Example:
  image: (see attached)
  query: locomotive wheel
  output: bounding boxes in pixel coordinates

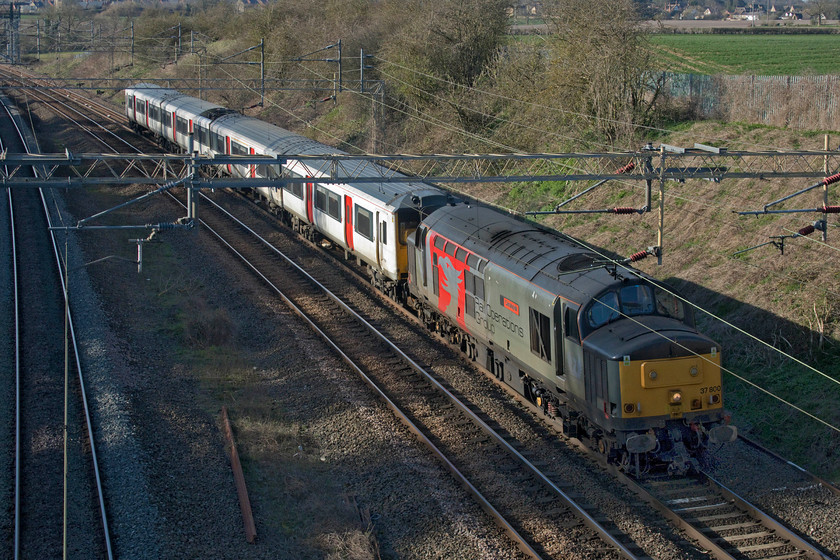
[597,437,609,456]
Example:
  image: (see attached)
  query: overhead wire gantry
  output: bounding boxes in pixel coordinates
[1,142,838,264]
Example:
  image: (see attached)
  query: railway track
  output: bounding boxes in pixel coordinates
[0,95,112,559]
[1,65,837,559]
[621,470,834,560]
[200,188,840,560]
[170,187,648,559]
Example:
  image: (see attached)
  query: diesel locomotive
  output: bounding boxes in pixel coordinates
[125,84,736,475]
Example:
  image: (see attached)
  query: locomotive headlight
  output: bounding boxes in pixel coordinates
[669,390,682,404]
[649,371,657,380]
[689,366,699,377]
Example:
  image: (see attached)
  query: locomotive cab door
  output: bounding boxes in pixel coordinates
[562,303,584,398]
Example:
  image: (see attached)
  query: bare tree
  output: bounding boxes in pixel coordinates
[379,0,512,110]
[542,0,663,144]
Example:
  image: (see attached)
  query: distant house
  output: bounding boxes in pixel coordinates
[236,0,263,12]
[781,6,802,19]
[22,0,44,13]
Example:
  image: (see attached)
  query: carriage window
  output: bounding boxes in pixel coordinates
[529,308,551,363]
[355,206,373,240]
[137,101,145,116]
[315,185,341,221]
[230,140,248,156]
[433,236,446,250]
[149,105,160,123]
[176,115,189,135]
[284,174,303,199]
[210,131,225,152]
[163,111,172,128]
[194,125,207,145]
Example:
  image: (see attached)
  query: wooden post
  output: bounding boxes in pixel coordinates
[657,146,666,265]
[221,407,256,543]
[824,134,830,242]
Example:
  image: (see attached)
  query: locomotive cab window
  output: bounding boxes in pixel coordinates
[529,308,552,363]
[655,287,688,322]
[585,283,692,332]
[587,291,620,329]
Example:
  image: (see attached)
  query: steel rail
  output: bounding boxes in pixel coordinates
[1,95,115,560]
[3,132,22,560]
[166,189,642,560]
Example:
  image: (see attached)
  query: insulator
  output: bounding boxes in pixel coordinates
[821,205,840,214]
[616,161,635,174]
[612,207,638,214]
[822,172,840,186]
[798,224,815,236]
[628,250,648,262]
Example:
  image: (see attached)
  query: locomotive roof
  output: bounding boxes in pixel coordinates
[423,204,631,302]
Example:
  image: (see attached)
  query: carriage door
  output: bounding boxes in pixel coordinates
[344,196,354,251]
[305,179,314,223]
[374,212,382,267]
[226,136,232,174]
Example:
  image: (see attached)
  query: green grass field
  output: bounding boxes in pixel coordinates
[648,34,840,75]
